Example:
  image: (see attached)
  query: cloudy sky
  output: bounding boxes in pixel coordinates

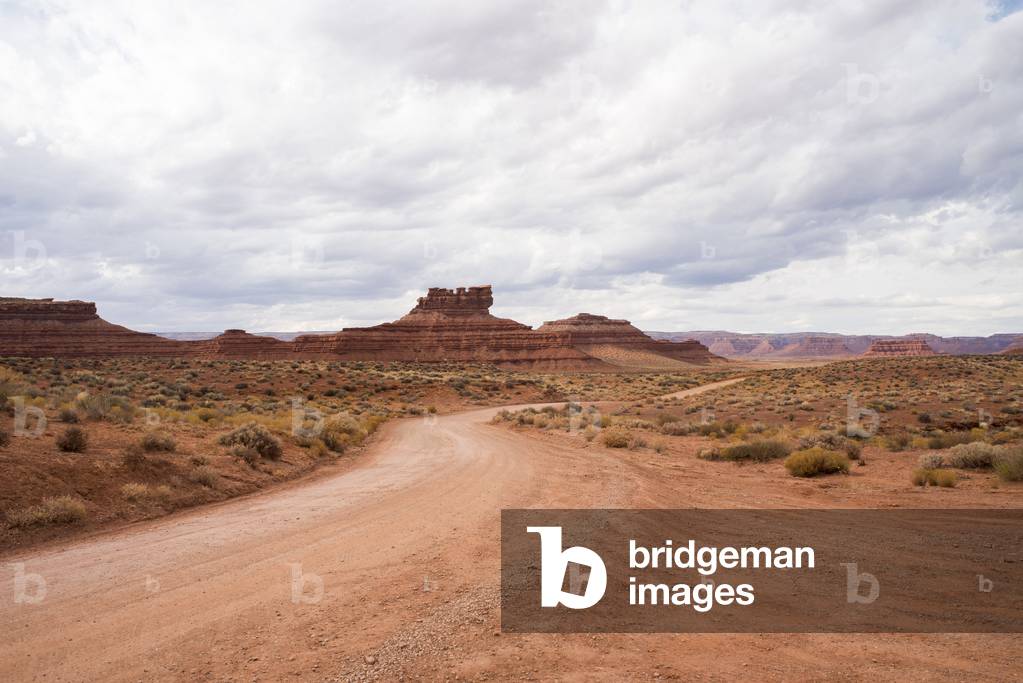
[1,0,1021,336]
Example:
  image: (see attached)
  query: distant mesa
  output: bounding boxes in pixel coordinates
[1001,338,1023,356]
[774,336,852,358]
[0,287,723,370]
[861,338,937,357]
[652,330,1021,358]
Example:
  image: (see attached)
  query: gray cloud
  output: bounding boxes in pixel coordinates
[0,0,1021,335]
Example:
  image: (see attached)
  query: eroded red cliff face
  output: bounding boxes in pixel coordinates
[536,313,720,365]
[293,287,601,368]
[0,298,191,357]
[195,329,293,360]
[0,289,724,369]
[862,338,937,357]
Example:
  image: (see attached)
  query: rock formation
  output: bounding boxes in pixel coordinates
[535,313,719,365]
[1000,339,1023,356]
[196,329,293,360]
[0,297,190,357]
[861,338,937,357]
[0,288,723,369]
[652,330,1020,357]
[293,286,600,368]
[774,336,853,358]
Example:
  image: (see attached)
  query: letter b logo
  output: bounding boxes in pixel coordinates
[527,526,607,609]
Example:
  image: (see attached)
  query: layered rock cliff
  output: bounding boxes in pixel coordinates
[293,287,600,368]
[535,313,719,365]
[1,289,721,369]
[0,297,190,357]
[861,338,937,357]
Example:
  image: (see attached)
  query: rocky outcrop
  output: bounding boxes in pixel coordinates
[0,297,190,357]
[196,329,292,360]
[862,338,937,357]
[535,313,720,365]
[294,287,600,368]
[0,289,724,369]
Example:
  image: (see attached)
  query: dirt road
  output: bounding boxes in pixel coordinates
[2,378,1018,681]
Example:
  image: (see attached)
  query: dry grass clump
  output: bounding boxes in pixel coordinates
[189,466,220,488]
[320,413,367,453]
[994,447,1023,482]
[140,431,176,453]
[121,483,174,503]
[912,468,958,488]
[8,496,88,528]
[601,429,631,448]
[784,448,850,477]
[700,440,791,463]
[218,422,282,460]
[56,426,88,453]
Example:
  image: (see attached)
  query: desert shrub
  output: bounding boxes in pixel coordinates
[8,496,88,527]
[56,426,88,453]
[140,431,176,453]
[918,453,946,470]
[0,428,8,449]
[218,422,282,460]
[945,442,997,469]
[582,425,599,442]
[321,413,368,453]
[884,433,912,452]
[309,439,330,459]
[121,444,147,469]
[660,421,694,436]
[75,393,136,423]
[231,445,261,467]
[927,431,978,450]
[798,433,861,460]
[189,465,219,488]
[912,468,958,488]
[993,448,1023,482]
[59,408,80,423]
[701,440,791,463]
[121,482,152,501]
[602,429,630,448]
[784,448,850,477]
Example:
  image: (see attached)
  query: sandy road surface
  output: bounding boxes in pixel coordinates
[2,376,1019,682]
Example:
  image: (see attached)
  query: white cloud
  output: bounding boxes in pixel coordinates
[0,0,1021,335]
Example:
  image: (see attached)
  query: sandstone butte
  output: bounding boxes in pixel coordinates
[0,289,722,369]
[861,337,938,357]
